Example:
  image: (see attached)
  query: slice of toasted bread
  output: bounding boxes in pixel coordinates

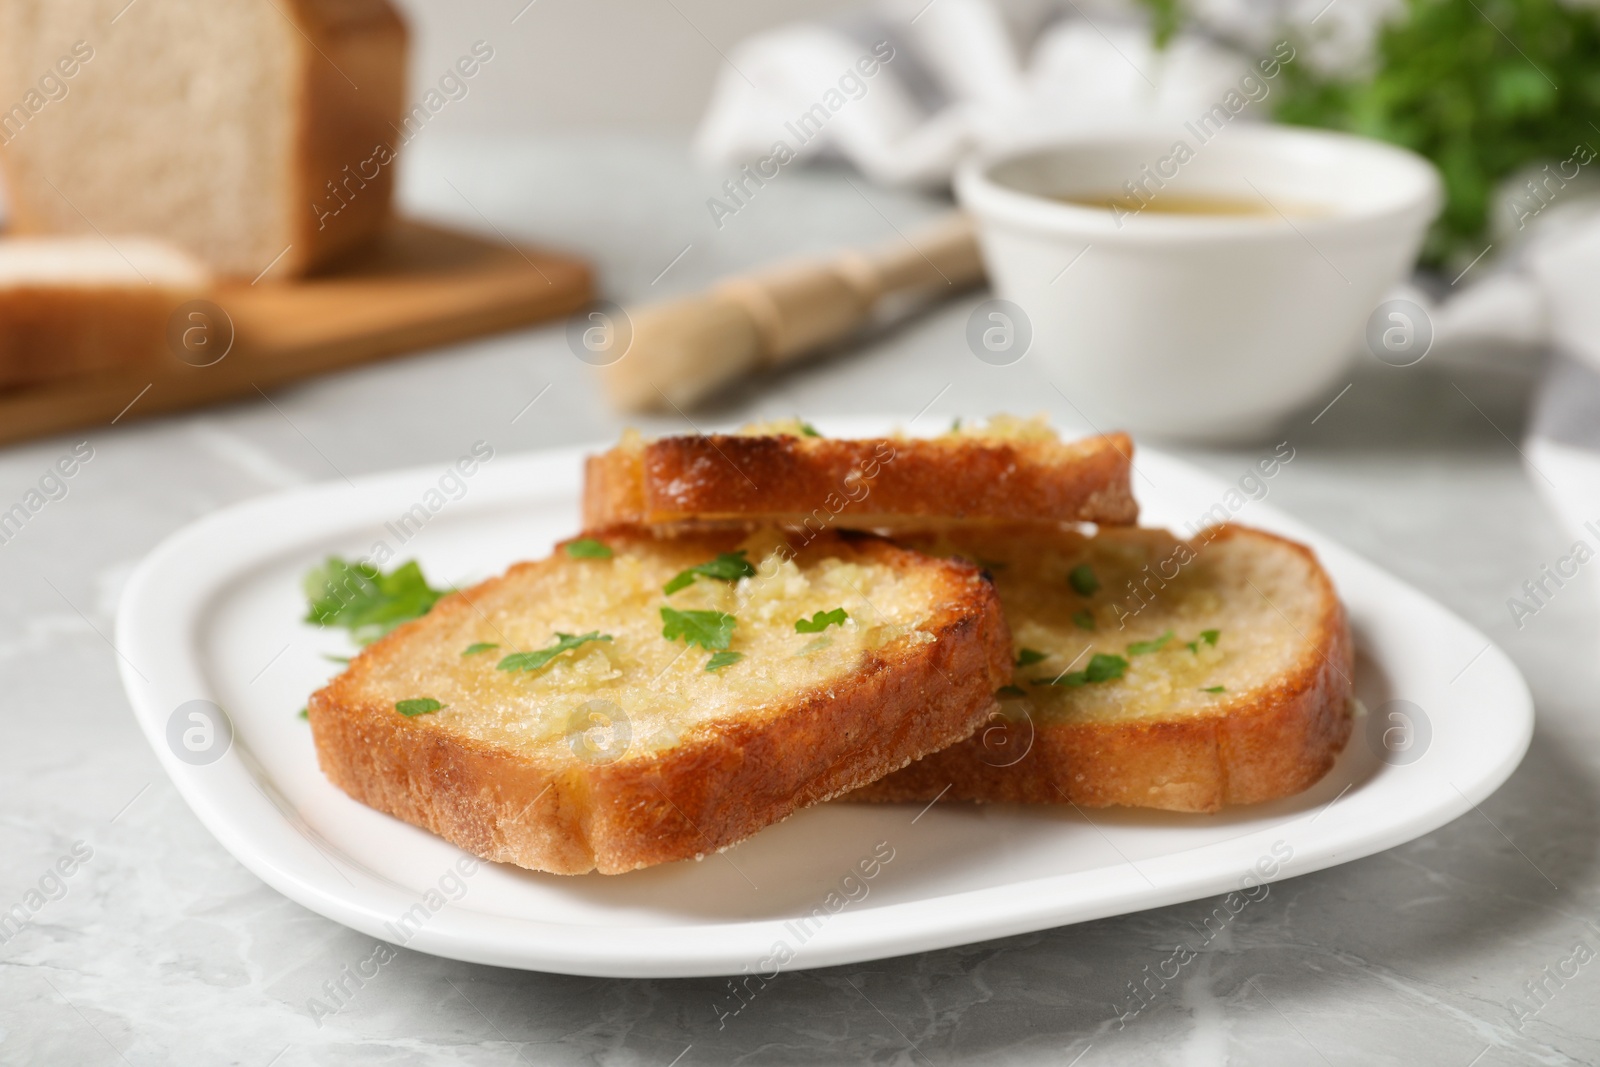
[850,524,1353,813]
[582,417,1139,531]
[308,528,1011,874]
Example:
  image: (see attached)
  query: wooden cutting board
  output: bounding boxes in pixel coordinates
[0,219,593,446]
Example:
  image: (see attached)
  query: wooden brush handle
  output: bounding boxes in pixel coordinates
[720,213,982,364]
[602,214,983,412]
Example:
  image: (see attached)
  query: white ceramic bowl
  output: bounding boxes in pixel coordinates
[957,126,1442,441]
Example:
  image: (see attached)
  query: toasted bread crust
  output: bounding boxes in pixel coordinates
[287,0,408,275]
[582,431,1139,530]
[308,530,1012,874]
[850,526,1354,813]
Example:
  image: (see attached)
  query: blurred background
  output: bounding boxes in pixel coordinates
[5,0,1598,440]
[390,0,865,132]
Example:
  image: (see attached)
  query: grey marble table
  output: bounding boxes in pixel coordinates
[2,135,1596,1066]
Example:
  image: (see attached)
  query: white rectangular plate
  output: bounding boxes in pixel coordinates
[116,418,1532,978]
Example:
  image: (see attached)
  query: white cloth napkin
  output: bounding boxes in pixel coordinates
[694,0,1394,188]
[695,0,1600,551]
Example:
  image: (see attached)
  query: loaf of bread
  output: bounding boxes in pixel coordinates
[0,0,407,279]
[0,236,208,388]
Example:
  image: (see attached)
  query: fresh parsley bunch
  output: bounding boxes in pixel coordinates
[1274,0,1600,265]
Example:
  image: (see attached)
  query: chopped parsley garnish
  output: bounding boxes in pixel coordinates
[799,422,821,437]
[663,550,756,595]
[997,685,1028,698]
[661,607,737,650]
[323,654,350,665]
[950,417,962,432]
[1202,685,1226,693]
[497,631,613,673]
[462,642,499,656]
[1015,648,1047,668]
[796,608,848,633]
[297,707,308,720]
[1068,564,1099,596]
[1072,610,1096,631]
[706,650,743,671]
[1127,630,1174,656]
[1187,629,1221,653]
[566,538,613,559]
[1041,653,1128,688]
[1084,653,1129,682]
[303,558,448,645]
[396,698,444,717]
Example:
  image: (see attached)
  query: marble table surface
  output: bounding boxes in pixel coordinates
[2,135,1596,1066]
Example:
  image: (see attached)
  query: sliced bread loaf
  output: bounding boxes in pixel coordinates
[583,417,1139,531]
[850,524,1353,812]
[0,236,209,388]
[308,528,1012,874]
[0,0,406,278]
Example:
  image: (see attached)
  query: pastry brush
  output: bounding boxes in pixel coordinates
[599,213,984,412]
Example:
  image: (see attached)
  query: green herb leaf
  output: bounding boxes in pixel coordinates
[799,422,821,437]
[1068,564,1100,596]
[303,558,448,645]
[1202,685,1227,694]
[950,417,962,432]
[396,698,444,717]
[1186,629,1221,654]
[1015,648,1047,668]
[661,607,737,650]
[706,650,743,672]
[1086,652,1128,682]
[796,608,849,633]
[997,685,1028,698]
[566,538,613,559]
[1041,652,1129,688]
[322,654,350,665]
[297,707,308,720]
[1127,630,1174,656]
[497,631,613,673]
[663,550,757,595]
[461,642,499,656]
[1072,610,1096,631]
